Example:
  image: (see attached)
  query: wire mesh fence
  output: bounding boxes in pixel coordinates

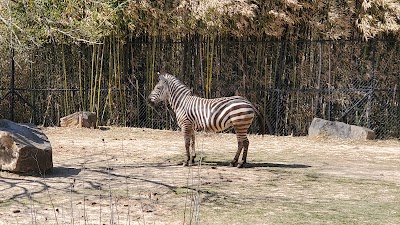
[0,39,399,139]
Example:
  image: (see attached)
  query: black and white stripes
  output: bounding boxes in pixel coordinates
[148,72,263,168]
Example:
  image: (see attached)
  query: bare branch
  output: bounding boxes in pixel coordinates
[49,27,103,45]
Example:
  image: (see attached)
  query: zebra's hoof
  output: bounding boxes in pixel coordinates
[237,160,247,168]
[229,161,238,167]
[183,161,195,167]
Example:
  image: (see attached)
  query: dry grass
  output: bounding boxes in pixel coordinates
[0,127,399,225]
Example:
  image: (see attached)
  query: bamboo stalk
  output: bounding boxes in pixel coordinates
[92,42,101,116]
[108,35,114,122]
[328,42,331,120]
[263,40,268,133]
[145,39,151,128]
[205,36,210,98]
[97,39,105,123]
[29,54,35,123]
[151,35,156,88]
[90,44,96,112]
[123,85,127,127]
[273,42,281,135]
[149,36,157,128]
[316,41,322,118]
[79,48,84,111]
[255,38,262,89]
[62,44,69,115]
[117,40,126,126]
[136,78,139,127]
[199,36,204,97]
[206,35,215,98]
[131,38,140,127]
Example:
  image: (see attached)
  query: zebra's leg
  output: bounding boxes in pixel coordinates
[231,124,250,167]
[183,133,191,166]
[230,140,243,167]
[237,137,249,168]
[190,131,196,164]
[183,127,195,166]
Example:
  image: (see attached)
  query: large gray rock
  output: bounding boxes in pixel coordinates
[0,119,53,174]
[308,118,375,140]
[60,111,97,128]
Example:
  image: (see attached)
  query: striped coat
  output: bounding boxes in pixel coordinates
[148,73,264,167]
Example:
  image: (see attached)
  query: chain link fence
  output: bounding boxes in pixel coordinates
[0,39,399,139]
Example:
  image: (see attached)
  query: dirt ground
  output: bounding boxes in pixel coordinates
[0,127,399,225]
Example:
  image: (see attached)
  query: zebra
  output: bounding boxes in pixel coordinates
[148,72,265,168]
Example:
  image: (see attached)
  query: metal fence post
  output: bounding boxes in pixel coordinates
[10,48,15,121]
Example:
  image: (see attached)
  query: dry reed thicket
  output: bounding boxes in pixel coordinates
[0,127,399,225]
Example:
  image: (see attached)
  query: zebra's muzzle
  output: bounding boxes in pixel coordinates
[147,97,156,106]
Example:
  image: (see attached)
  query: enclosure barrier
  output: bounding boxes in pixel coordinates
[0,39,399,139]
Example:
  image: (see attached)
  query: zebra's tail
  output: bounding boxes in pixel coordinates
[254,105,266,136]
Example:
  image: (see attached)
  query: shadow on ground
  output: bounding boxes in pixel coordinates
[46,167,82,178]
[202,161,311,169]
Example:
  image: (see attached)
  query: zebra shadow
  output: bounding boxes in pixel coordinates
[202,161,311,169]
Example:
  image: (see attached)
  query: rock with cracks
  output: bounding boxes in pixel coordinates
[60,111,97,128]
[308,118,375,140]
[0,119,53,174]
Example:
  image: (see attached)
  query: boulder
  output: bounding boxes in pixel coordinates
[0,119,53,174]
[60,111,97,128]
[308,118,375,140]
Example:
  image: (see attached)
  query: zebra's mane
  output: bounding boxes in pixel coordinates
[161,73,192,96]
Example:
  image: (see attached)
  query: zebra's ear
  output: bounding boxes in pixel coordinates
[158,73,167,82]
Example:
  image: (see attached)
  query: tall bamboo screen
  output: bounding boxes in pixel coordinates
[0,39,399,139]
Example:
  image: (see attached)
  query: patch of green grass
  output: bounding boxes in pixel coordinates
[193,170,400,225]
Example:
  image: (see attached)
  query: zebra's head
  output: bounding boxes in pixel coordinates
[148,73,170,106]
